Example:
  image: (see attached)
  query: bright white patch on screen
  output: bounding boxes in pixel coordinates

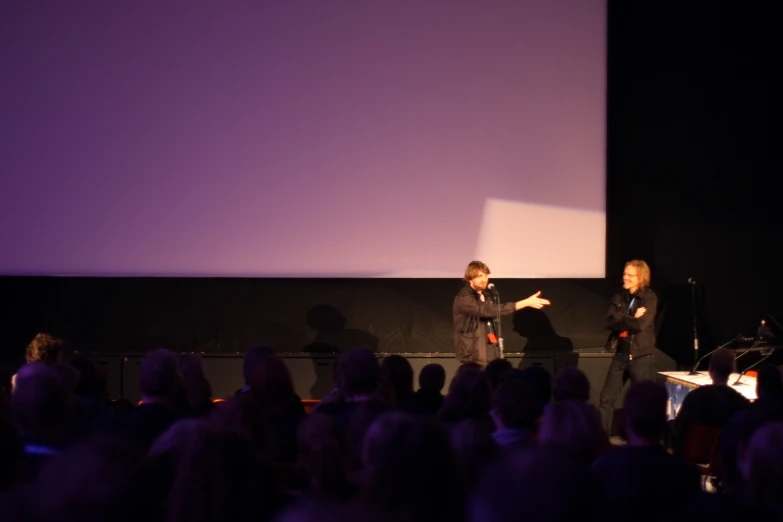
[474,198,605,278]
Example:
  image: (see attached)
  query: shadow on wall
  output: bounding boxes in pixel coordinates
[303,304,379,400]
[512,308,574,353]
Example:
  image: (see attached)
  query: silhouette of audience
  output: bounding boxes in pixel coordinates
[2,337,783,522]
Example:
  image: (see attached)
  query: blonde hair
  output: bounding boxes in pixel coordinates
[625,260,651,289]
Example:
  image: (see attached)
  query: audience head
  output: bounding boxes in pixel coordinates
[484,358,512,391]
[209,393,272,461]
[296,413,349,499]
[249,353,298,415]
[0,364,12,410]
[380,355,414,405]
[243,345,276,386]
[449,418,499,492]
[362,412,460,522]
[538,400,605,462]
[178,354,213,410]
[418,363,446,393]
[68,357,103,397]
[491,379,543,431]
[756,365,783,399]
[469,447,592,522]
[34,436,156,522]
[0,417,22,490]
[337,348,380,398]
[24,332,65,364]
[739,421,783,509]
[519,365,552,405]
[344,398,392,468]
[149,419,261,522]
[10,362,69,444]
[553,366,590,403]
[278,501,394,522]
[622,380,668,444]
[453,361,482,382]
[138,348,180,402]
[708,347,736,384]
[54,362,81,398]
[438,364,491,423]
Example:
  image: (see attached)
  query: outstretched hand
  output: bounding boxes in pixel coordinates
[515,291,551,310]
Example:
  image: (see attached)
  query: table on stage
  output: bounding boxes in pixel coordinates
[657,371,757,420]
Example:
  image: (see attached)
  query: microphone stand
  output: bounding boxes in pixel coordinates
[691,281,699,372]
[492,287,504,359]
[731,317,781,386]
[732,347,776,386]
[765,313,783,331]
[688,333,740,375]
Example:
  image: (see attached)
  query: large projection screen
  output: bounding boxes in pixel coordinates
[0,1,606,278]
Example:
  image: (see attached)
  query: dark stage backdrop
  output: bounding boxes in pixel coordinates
[0,277,611,364]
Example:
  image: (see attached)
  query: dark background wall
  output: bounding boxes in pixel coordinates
[0,3,777,375]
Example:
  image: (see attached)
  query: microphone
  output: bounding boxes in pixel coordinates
[688,333,740,375]
[687,277,697,285]
[486,283,498,296]
[733,347,776,386]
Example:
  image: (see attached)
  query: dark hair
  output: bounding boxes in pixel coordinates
[709,348,736,381]
[552,367,590,403]
[139,348,179,398]
[418,363,446,392]
[519,365,552,405]
[438,366,491,423]
[0,417,22,489]
[757,365,782,397]
[209,394,273,461]
[338,348,380,396]
[381,355,414,405]
[150,421,261,522]
[243,345,276,385]
[69,356,102,396]
[492,380,542,430]
[34,437,153,522]
[250,354,299,416]
[485,358,513,391]
[623,381,668,440]
[178,354,213,411]
[10,362,69,442]
[363,413,460,522]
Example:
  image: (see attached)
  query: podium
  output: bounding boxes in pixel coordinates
[657,371,757,420]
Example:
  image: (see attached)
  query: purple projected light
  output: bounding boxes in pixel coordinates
[0,1,606,278]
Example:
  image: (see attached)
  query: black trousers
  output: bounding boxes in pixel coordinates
[598,350,654,434]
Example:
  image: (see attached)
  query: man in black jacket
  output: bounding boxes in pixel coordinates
[598,259,657,434]
[453,260,550,366]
